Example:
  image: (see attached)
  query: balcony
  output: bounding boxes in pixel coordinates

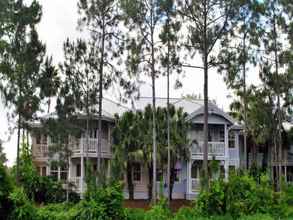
[69,138,111,157]
[191,141,225,156]
[33,144,48,160]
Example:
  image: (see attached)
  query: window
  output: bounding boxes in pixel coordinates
[42,166,47,176]
[36,133,41,144]
[229,132,235,148]
[42,135,47,144]
[219,127,225,142]
[50,164,58,181]
[60,165,68,181]
[76,164,81,177]
[156,169,163,181]
[132,163,141,182]
[173,168,180,182]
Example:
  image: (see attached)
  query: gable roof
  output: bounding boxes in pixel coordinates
[134,97,236,124]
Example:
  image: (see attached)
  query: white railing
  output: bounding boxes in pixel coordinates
[191,178,200,192]
[192,142,225,156]
[70,138,111,155]
[229,148,239,160]
[33,144,48,158]
[69,177,81,192]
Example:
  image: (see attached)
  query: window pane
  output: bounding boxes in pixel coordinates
[133,163,141,181]
[61,171,67,181]
[42,167,47,176]
[76,164,81,177]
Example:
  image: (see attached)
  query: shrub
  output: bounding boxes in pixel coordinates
[173,207,198,220]
[144,199,172,220]
[0,164,12,219]
[125,208,145,220]
[8,187,37,220]
[37,203,79,220]
[196,179,226,216]
[76,183,125,220]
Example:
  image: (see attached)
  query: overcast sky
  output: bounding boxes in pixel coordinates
[1,0,261,166]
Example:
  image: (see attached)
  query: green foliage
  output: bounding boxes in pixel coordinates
[8,187,37,220]
[144,199,172,220]
[0,163,12,219]
[77,183,125,220]
[37,203,79,220]
[196,172,288,219]
[197,179,226,216]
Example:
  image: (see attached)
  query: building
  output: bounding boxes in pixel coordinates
[30,97,243,200]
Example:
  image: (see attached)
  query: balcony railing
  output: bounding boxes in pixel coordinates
[69,177,82,192]
[33,144,48,159]
[70,138,111,155]
[191,178,200,192]
[192,141,225,156]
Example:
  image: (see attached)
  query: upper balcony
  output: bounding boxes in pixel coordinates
[191,141,225,157]
[32,137,111,160]
[69,137,111,158]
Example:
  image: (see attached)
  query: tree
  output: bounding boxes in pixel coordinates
[112,111,143,200]
[113,105,189,201]
[178,0,239,187]
[158,0,182,203]
[218,0,265,169]
[0,140,7,164]
[156,105,190,200]
[0,0,47,182]
[259,0,292,189]
[120,0,166,202]
[77,0,127,176]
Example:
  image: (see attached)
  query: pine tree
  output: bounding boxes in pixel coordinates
[77,0,127,176]
[178,0,239,187]
[120,0,166,202]
[218,0,265,169]
[0,0,46,181]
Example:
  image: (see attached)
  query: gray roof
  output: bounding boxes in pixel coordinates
[134,97,203,114]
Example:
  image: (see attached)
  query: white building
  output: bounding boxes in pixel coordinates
[31,97,243,200]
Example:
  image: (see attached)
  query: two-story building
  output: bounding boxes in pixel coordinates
[30,97,243,200]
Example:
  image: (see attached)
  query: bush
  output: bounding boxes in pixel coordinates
[197,179,226,216]
[37,203,79,220]
[76,183,125,220]
[8,187,37,220]
[173,207,198,220]
[144,199,172,220]
[0,164,12,219]
[196,173,288,219]
[125,208,145,220]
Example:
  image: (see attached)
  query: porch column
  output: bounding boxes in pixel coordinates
[224,124,229,180]
[235,132,240,168]
[187,160,190,197]
[80,139,85,197]
[68,158,72,180]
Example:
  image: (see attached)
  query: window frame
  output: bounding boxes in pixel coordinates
[132,162,141,183]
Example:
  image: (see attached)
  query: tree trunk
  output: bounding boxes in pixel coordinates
[166,11,171,205]
[202,0,209,189]
[242,31,248,170]
[16,113,21,183]
[150,0,157,204]
[148,164,153,202]
[126,162,134,200]
[97,16,106,177]
[169,167,175,201]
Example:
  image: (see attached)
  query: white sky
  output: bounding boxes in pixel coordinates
[1,0,261,166]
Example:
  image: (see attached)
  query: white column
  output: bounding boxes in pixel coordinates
[80,138,84,197]
[68,158,72,180]
[186,160,190,197]
[235,132,240,168]
[224,124,229,180]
